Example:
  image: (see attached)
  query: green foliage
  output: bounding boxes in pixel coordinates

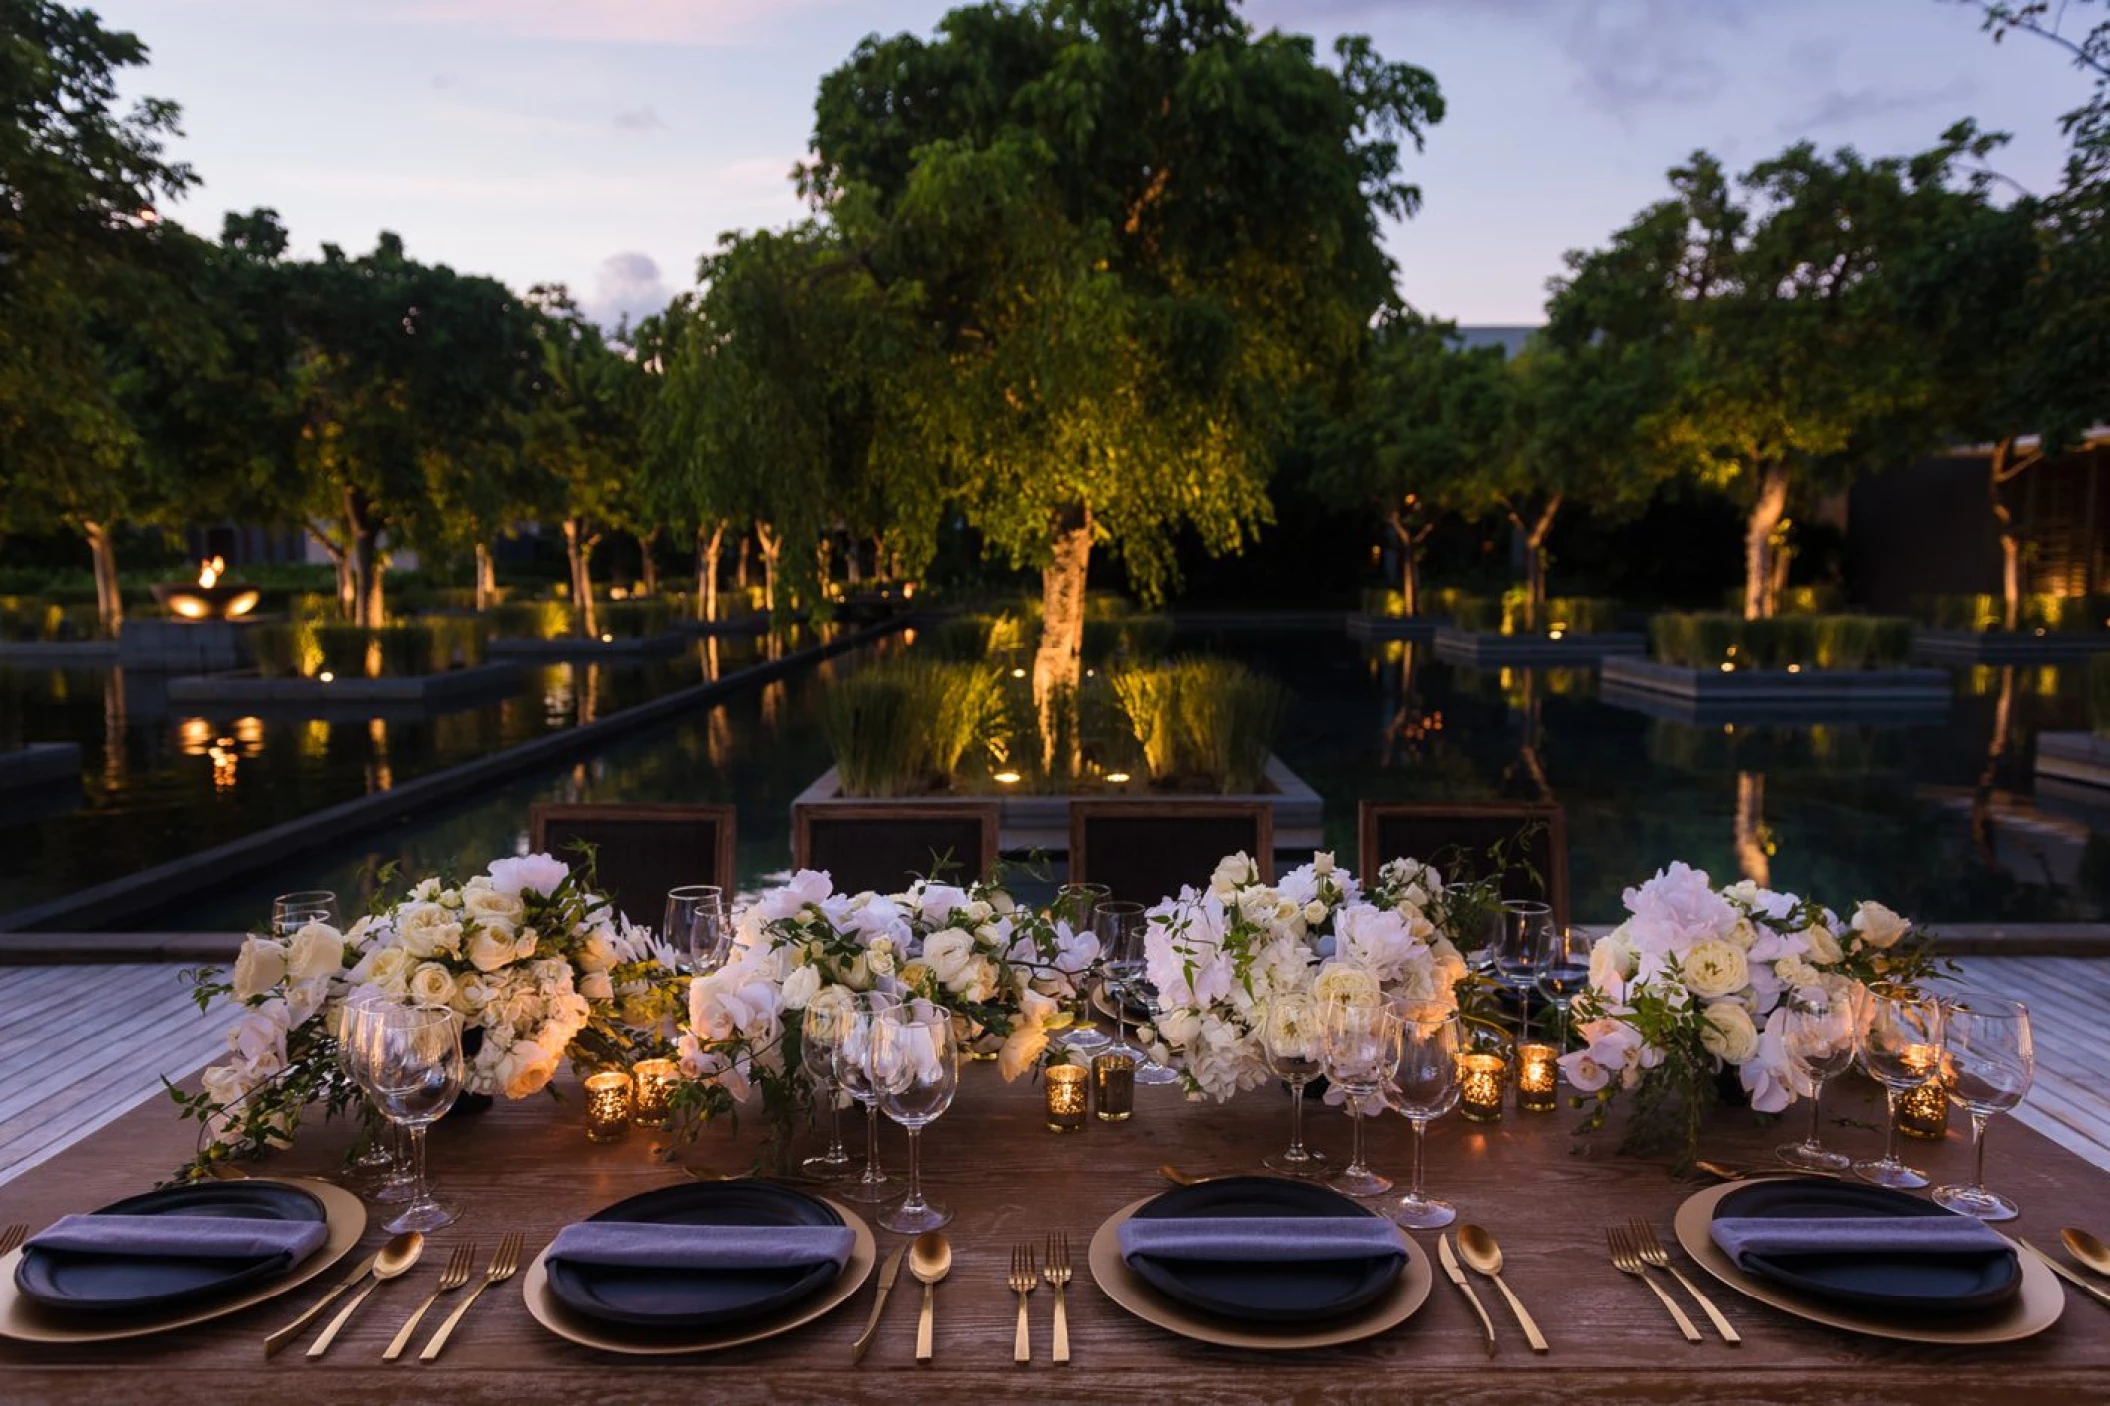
[1107,657,1286,794]
[1920,592,2110,632]
[1450,593,1622,635]
[248,619,486,678]
[1649,612,1914,669]
[927,604,1174,665]
[824,658,1010,797]
[0,595,103,641]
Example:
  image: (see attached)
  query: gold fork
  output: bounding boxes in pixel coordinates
[417,1232,523,1361]
[383,1241,477,1361]
[1007,1242,1038,1364]
[1607,1226,1701,1342]
[0,1224,28,1258]
[1042,1231,1072,1365]
[1629,1219,1739,1344]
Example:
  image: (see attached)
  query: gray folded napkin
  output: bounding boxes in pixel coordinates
[1711,1215,2010,1262]
[545,1222,855,1274]
[26,1214,328,1262]
[1118,1216,1405,1265]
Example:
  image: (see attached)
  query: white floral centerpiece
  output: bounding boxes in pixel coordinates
[170,854,682,1179]
[1559,861,1942,1167]
[1140,851,1471,1102]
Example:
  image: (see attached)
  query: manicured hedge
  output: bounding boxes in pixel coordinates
[1649,613,1915,670]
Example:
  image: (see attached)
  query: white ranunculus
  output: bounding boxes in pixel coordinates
[408,961,457,1008]
[286,923,343,984]
[780,963,821,1012]
[486,852,570,899]
[1699,999,1760,1064]
[1682,939,1750,1000]
[231,937,288,1000]
[1851,901,1910,950]
[494,1038,561,1098]
[466,927,515,974]
[462,886,525,931]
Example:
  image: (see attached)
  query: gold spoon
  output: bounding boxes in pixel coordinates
[907,1232,951,1365]
[2060,1228,2110,1278]
[306,1231,423,1357]
[1455,1225,1549,1353]
[1158,1164,1206,1187]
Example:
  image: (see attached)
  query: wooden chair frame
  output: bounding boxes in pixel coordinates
[1356,800,1569,926]
[528,802,738,896]
[792,801,1002,887]
[1068,800,1276,891]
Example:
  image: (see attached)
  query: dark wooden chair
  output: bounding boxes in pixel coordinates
[528,803,738,927]
[1357,801,1569,925]
[1068,801,1274,907]
[792,802,1001,894]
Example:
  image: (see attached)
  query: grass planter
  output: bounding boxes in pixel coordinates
[1600,655,1952,723]
[1911,629,2110,664]
[164,662,522,715]
[1432,627,1645,666]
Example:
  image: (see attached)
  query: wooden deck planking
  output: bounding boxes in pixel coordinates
[1952,955,2110,1173]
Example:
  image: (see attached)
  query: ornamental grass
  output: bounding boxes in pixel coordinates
[1648,613,1914,670]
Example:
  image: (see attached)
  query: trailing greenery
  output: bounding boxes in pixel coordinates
[1649,612,1915,670]
[249,619,487,678]
[1107,657,1287,795]
[1450,592,1623,635]
[825,659,1010,797]
[1920,592,2110,634]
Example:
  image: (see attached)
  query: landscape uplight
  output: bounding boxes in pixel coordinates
[318,670,336,683]
[994,770,1022,785]
[1105,771,1131,784]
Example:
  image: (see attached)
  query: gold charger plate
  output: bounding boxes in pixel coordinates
[0,1178,368,1344]
[1672,1179,2063,1344]
[521,1197,876,1355]
[1088,1193,1433,1350]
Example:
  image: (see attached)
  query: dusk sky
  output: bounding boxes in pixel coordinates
[102,0,2098,328]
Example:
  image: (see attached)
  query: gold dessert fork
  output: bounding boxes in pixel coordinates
[1042,1231,1072,1365]
[1629,1218,1739,1344]
[1007,1242,1038,1364]
[383,1240,477,1361]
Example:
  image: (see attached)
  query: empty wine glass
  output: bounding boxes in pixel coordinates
[831,992,902,1204]
[1389,1004,1462,1229]
[1257,993,1328,1176]
[335,988,409,1201]
[1776,990,1855,1172]
[1498,900,1552,1036]
[1321,996,1403,1198]
[1851,984,1945,1190]
[870,1001,959,1235]
[272,889,339,935]
[664,886,728,976]
[1533,926,1592,1047]
[1106,904,1181,1085]
[1445,883,1504,975]
[799,996,858,1180]
[347,1003,464,1233]
[1093,902,1147,1061]
[1055,883,1112,1052]
[1933,994,2034,1221]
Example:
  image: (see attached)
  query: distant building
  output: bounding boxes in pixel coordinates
[1455,325,1537,358]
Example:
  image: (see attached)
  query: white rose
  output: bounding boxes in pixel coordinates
[1682,939,1750,1000]
[1313,851,1336,876]
[408,962,457,1008]
[780,964,822,1012]
[494,1038,560,1099]
[579,971,615,1004]
[231,937,288,1000]
[366,945,413,996]
[921,928,977,986]
[466,927,516,974]
[1852,901,1910,951]
[1727,918,1759,951]
[1303,899,1328,926]
[462,887,524,931]
[1699,1000,1760,1064]
[1803,923,1843,965]
[286,923,343,984]
[867,938,897,977]
[1588,933,1638,989]
[1209,852,1256,896]
[396,903,462,959]
[577,933,619,973]
[1310,964,1380,1009]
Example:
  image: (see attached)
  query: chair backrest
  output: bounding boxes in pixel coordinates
[528,803,737,927]
[1068,801,1274,907]
[792,802,1001,895]
[1357,801,1569,925]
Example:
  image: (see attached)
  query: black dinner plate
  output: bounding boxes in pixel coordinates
[543,1181,847,1329]
[1712,1178,2020,1313]
[1124,1176,1404,1323]
[14,1181,327,1316]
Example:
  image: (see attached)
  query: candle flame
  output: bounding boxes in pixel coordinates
[197,555,226,589]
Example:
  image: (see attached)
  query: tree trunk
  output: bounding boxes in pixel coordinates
[639,527,661,598]
[696,521,725,624]
[845,531,864,584]
[1734,771,1770,887]
[342,488,386,628]
[736,534,752,591]
[1988,437,2039,633]
[308,522,354,620]
[1514,494,1563,632]
[754,521,781,614]
[1972,665,2017,868]
[82,520,123,636]
[562,518,599,639]
[473,542,497,612]
[1742,464,1791,621]
[816,537,833,596]
[1766,530,1793,617]
[1386,509,1419,617]
[1033,504,1094,778]
[870,534,887,583]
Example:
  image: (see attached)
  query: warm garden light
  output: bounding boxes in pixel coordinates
[1010,667,1027,679]
[1105,771,1131,784]
[318,671,335,683]
[993,770,1022,784]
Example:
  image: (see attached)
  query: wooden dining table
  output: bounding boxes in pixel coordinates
[2,1061,2107,1404]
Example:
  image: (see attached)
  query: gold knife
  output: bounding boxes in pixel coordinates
[1438,1233,1497,1357]
[263,1249,379,1357]
[851,1241,910,1363]
[2018,1239,2110,1310]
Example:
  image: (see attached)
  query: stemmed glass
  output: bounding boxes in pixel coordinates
[337,989,411,1201]
[1499,900,1552,1037]
[831,992,902,1205]
[1105,904,1180,1085]
[1532,926,1592,1047]
[1257,993,1328,1176]
[1445,883,1504,976]
[346,1003,464,1233]
[869,1002,959,1235]
[799,998,858,1180]
[1389,1003,1462,1229]
[1093,902,1147,1062]
[1321,996,1403,1198]
[665,886,729,976]
[1776,990,1855,1172]
[1055,883,1111,1053]
[1933,994,2034,1221]
[1851,984,1945,1189]
[272,889,339,934]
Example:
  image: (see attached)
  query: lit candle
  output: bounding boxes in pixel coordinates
[1896,1043,1950,1141]
[631,1059,680,1128]
[1459,1052,1508,1124]
[1515,1043,1558,1113]
[584,1071,633,1143]
[1092,1052,1135,1122]
[1045,1064,1089,1133]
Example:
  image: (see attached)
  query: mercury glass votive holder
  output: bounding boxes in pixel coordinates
[1459,1052,1509,1124]
[1515,1042,1559,1113]
[1045,1064,1089,1133]
[584,1071,634,1143]
[1092,1052,1136,1122]
[632,1058,680,1128]
[1897,1073,1951,1141]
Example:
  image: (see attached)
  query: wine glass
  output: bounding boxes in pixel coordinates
[1851,984,1945,1189]
[272,889,339,935]
[664,886,728,976]
[1257,993,1328,1176]
[1445,883,1503,975]
[799,997,858,1180]
[1498,900,1552,1037]
[1093,902,1147,1061]
[346,1003,464,1233]
[1533,926,1592,1047]
[869,1001,959,1235]
[1321,996,1403,1198]
[335,988,409,1200]
[1389,1004,1462,1229]
[1105,904,1180,1085]
[1055,883,1112,1052]
[831,992,901,1204]
[1776,990,1855,1172]
[1933,994,2034,1221]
